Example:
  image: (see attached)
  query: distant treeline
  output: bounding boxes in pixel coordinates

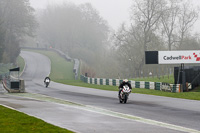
[1,0,200,79]
[0,0,37,64]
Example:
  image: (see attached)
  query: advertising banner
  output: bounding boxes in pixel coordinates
[158,51,200,64]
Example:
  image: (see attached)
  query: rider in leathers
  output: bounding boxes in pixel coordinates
[118,79,132,97]
[44,77,51,87]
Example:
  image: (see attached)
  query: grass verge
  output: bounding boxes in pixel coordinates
[28,50,74,81]
[17,56,25,74]
[0,105,73,133]
[131,75,174,84]
[0,56,24,75]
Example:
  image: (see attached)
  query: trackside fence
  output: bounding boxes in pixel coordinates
[80,75,192,93]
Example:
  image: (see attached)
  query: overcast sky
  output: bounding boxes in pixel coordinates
[30,0,133,30]
[30,0,200,32]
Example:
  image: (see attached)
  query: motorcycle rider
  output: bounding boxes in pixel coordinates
[118,79,132,97]
[44,76,51,87]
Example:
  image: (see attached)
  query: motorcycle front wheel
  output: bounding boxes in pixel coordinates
[124,95,127,103]
[119,95,123,103]
[119,99,123,103]
[46,82,49,88]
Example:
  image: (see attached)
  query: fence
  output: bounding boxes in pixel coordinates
[80,75,192,93]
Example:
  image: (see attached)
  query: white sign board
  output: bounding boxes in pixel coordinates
[159,51,200,64]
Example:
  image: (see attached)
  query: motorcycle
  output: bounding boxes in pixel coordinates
[44,77,50,88]
[119,85,131,103]
[45,81,50,88]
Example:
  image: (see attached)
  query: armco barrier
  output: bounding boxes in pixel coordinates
[100,79,103,85]
[149,82,155,89]
[161,83,171,92]
[155,82,161,91]
[145,82,150,89]
[170,84,181,93]
[140,81,145,89]
[80,75,184,93]
[135,81,140,88]
[112,79,116,86]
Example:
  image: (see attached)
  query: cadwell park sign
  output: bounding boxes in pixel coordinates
[145,50,200,92]
[145,51,200,64]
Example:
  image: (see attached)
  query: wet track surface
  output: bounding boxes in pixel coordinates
[1,51,200,133]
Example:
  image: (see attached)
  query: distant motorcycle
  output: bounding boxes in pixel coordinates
[44,77,50,88]
[119,85,131,103]
[45,81,50,88]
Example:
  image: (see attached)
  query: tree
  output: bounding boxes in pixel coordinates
[0,21,5,62]
[0,0,37,63]
[114,22,165,78]
[112,0,200,78]
[114,0,166,76]
[132,0,166,51]
[180,35,200,50]
[128,0,167,72]
[38,3,111,77]
[177,1,198,49]
[161,0,180,50]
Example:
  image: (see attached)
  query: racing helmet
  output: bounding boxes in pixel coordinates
[123,79,128,83]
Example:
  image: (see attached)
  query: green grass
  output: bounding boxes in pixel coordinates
[133,88,200,100]
[29,50,74,81]
[0,64,12,75]
[190,86,200,92]
[131,75,174,84]
[0,105,73,133]
[0,56,25,75]
[22,50,200,100]
[16,56,25,74]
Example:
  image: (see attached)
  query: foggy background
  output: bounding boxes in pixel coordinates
[29,0,132,30]
[29,0,200,32]
[1,0,200,79]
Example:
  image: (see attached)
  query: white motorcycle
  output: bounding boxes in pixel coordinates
[44,78,50,88]
[45,81,50,88]
[119,85,131,103]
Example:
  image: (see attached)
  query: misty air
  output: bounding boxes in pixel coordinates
[0,0,200,133]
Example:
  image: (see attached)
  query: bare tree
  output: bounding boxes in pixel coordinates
[0,0,37,63]
[132,0,166,51]
[128,0,167,73]
[113,0,200,78]
[0,21,5,62]
[161,0,180,50]
[178,1,198,48]
[38,3,116,78]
